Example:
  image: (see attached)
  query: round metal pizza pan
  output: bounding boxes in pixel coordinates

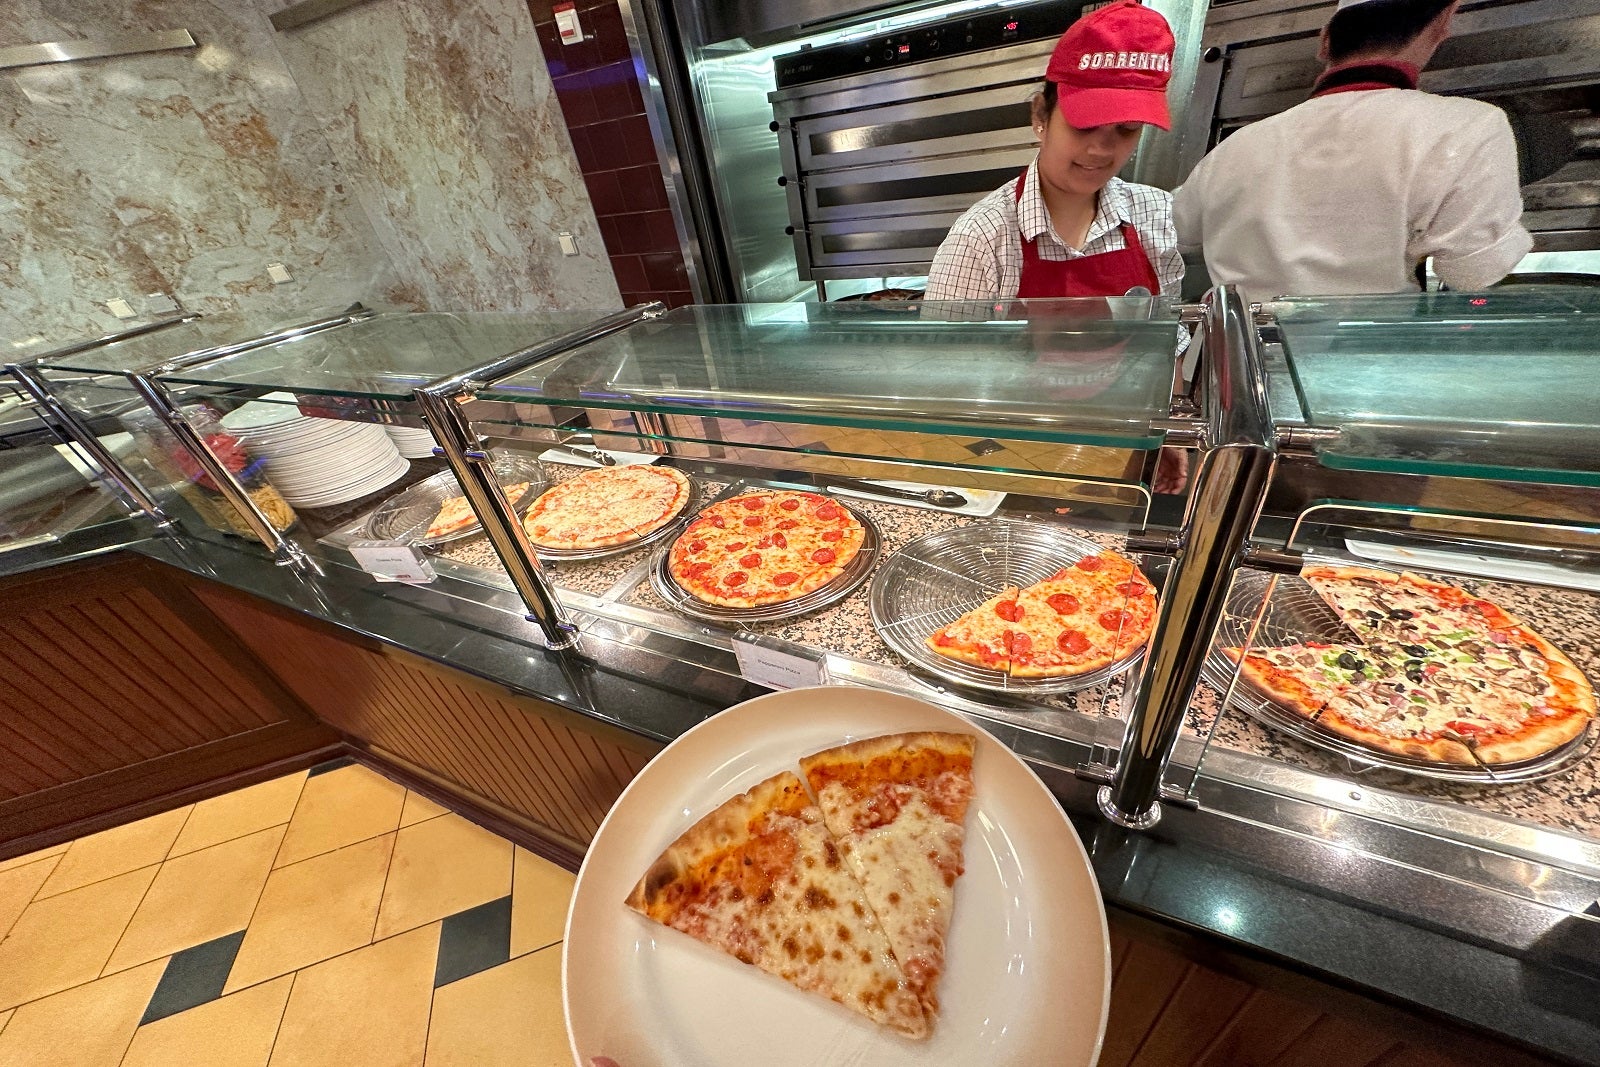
[649,498,881,623]
[1203,569,1599,783]
[365,452,547,549]
[868,520,1147,696]
[531,472,700,563]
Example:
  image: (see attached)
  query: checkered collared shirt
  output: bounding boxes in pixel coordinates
[925,162,1184,301]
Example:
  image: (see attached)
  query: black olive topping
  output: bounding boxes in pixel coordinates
[1389,608,1414,619]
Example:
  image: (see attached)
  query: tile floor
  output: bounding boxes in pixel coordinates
[0,758,578,1067]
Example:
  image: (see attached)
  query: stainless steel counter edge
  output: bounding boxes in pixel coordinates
[123,534,1600,1065]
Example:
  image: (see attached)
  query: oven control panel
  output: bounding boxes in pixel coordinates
[773,0,1083,89]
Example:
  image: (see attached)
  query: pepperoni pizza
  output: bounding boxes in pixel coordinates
[668,490,866,608]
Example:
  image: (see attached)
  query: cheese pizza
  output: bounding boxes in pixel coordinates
[423,482,533,540]
[522,465,690,551]
[626,731,977,1038]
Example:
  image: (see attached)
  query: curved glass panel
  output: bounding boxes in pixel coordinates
[478,299,1181,449]
[1271,289,1600,486]
[139,311,607,401]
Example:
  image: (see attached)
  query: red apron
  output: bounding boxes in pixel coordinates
[1014,169,1160,298]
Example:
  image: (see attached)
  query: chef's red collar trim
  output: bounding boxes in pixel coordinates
[1311,59,1420,97]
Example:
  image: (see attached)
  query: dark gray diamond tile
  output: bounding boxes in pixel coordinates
[140,929,247,1025]
[434,895,513,988]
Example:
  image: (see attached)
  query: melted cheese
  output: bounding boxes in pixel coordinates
[816,783,966,1018]
[663,808,927,1038]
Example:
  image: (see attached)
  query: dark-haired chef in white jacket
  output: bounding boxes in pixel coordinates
[1173,0,1531,303]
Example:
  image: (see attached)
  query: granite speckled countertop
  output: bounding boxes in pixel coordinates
[429,464,1600,842]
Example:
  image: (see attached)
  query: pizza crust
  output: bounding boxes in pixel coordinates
[1234,568,1596,768]
[625,769,929,1038]
[524,465,690,551]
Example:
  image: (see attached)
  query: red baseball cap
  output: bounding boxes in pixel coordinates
[1044,0,1175,131]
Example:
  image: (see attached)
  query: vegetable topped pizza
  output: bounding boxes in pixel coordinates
[1222,566,1596,766]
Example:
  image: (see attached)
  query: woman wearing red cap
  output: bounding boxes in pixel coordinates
[924,0,1182,302]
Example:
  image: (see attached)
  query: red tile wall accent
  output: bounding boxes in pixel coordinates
[531,0,694,308]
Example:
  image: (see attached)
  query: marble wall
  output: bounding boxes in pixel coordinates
[1,0,617,347]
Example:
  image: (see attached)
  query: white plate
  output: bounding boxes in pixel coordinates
[824,479,1005,517]
[563,686,1110,1067]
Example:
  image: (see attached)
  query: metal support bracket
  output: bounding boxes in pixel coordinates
[1099,287,1277,830]
[124,372,321,574]
[1276,425,1343,455]
[1242,542,1306,574]
[414,302,664,650]
[5,362,178,531]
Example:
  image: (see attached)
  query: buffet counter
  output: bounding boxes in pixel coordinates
[6,292,1600,1064]
[119,525,1600,1066]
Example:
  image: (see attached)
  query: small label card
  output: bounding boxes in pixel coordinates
[733,632,829,691]
[348,540,437,585]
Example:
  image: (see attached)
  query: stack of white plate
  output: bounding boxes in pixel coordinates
[222,395,409,509]
[385,425,438,460]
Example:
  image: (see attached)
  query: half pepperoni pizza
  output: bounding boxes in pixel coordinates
[925,549,1158,679]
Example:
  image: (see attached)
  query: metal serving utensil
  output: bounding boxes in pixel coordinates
[823,476,967,509]
[548,443,616,466]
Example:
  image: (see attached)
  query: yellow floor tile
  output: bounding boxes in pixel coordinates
[0,843,68,875]
[425,946,568,1067]
[373,813,512,940]
[0,957,165,1067]
[398,790,448,827]
[35,806,190,899]
[121,974,292,1067]
[104,824,285,975]
[268,923,439,1067]
[170,772,307,858]
[225,833,395,994]
[0,855,61,941]
[274,765,404,868]
[0,864,158,1010]
[510,847,576,957]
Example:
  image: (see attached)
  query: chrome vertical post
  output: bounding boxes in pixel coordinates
[124,372,322,574]
[1099,287,1276,829]
[414,303,665,649]
[5,362,178,531]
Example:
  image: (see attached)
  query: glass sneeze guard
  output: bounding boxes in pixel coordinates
[476,299,1182,449]
[1271,290,1600,486]
[32,309,333,376]
[152,311,614,403]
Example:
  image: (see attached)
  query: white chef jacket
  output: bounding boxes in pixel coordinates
[1173,89,1532,304]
